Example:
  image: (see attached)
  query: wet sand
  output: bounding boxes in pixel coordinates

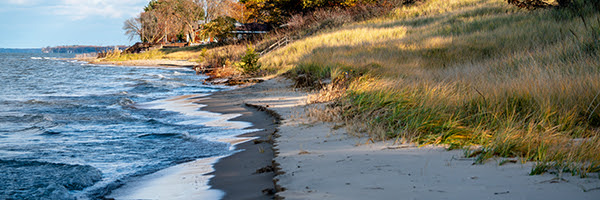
[197,84,280,200]
[86,59,278,200]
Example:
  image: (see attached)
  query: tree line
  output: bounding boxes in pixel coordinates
[41,45,128,54]
[123,0,399,45]
[123,0,239,44]
[123,0,593,45]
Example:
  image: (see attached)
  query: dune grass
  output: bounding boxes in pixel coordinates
[261,0,600,176]
[103,46,207,62]
[102,42,248,74]
[103,49,167,61]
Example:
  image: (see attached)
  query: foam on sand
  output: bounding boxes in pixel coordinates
[107,156,225,200]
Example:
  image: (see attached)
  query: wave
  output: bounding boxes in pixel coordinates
[25,99,57,106]
[15,126,45,134]
[86,154,211,199]
[129,83,171,94]
[1,54,237,199]
[0,159,102,200]
[117,98,135,107]
[137,132,196,141]
[42,130,61,135]
[137,132,180,139]
[0,114,53,124]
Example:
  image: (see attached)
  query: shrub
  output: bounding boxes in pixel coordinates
[236,45,261,74]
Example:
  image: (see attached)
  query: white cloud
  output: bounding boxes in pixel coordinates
[6,0,42,5]
[47,0,149,20]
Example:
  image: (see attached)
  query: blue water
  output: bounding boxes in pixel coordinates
[0,53,248,199]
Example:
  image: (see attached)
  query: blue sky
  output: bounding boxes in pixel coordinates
[0,0,150,48]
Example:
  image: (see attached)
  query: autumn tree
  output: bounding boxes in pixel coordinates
[123,11,163,43]
[199,0,238,22]
[302,0,378,8]
[171,0,204,43]
[139,11,163,43]
[125,0,204,44]
[239,0,267,23]
[123,16,142,41]
[239,0,381,25]
[199,16,236,43]
[224,1,250,23]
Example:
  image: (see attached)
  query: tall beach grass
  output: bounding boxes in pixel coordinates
[261,0,600,176]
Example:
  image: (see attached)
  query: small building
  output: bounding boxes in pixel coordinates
[232,22,270,40]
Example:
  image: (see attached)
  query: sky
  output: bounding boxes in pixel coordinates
[0,0,151,48]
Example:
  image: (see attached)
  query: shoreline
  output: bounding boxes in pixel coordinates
[197,85,280,200]
[77,58,199,68]
[71,58,278,199]
[80,58,600,199]
[103,78,280,199]
[104,92,266,199]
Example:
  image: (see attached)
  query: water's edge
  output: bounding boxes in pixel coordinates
[103,93,260,200]
[200,88,280,200]
[0,53,258,199]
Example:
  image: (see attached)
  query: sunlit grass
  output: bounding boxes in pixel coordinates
[104,49,166,61]
[262,0,600,176]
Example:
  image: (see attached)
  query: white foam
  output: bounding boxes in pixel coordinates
[112,93,260,199]
[107,156,226,200]
[137,94,253,130]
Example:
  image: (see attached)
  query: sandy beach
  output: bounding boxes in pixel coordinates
[86,60,279,200]
[198,88,280,200]
[6,0,599,199]
[224,77,600,200]
[89,59,599,199]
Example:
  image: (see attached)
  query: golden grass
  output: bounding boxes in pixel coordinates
[103,49,167,61]
[261,0,600,176]
[102,43,248,78]
[104,47,207,62]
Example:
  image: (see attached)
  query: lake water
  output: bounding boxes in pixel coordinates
[0,53,252,199]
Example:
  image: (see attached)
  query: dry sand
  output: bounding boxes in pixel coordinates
[236,77,600,200]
